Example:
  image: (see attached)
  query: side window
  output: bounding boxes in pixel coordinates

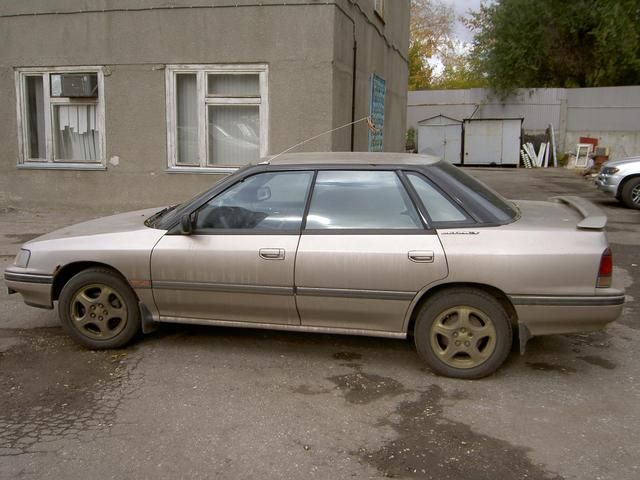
[195,171,312,231]
[406,173,469,224]
[305,171,422,230]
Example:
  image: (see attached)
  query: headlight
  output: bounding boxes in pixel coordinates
[14,249,31,268]
[602,167,619,175]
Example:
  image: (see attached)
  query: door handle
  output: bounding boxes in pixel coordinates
[259,248,285,260]
[408,250,434,263]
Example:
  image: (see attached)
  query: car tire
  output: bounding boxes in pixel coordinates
[414,288,512,379]
[58,268,141,349]
[620,177,640,210]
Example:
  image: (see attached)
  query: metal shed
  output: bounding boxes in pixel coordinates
[462,118,523,165]
[417,115,462,164]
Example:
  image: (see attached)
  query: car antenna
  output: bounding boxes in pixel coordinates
[260,116,378,165]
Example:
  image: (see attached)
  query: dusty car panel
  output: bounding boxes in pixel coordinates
[4,152,625,379]
[596,156,640,209]
[295,234,448,332]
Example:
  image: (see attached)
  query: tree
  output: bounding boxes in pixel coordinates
[409,0,486,90]
[466,0,640,92]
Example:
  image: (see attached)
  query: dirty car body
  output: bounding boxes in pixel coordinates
[596,155,640,209]
[5,153,625,379]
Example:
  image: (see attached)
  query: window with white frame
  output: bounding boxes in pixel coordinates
[15,67,105,168]
[166,65,268,172]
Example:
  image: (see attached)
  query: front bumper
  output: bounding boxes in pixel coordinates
[4,270,54,309]
[595,174,622,196]
[510,294,625,336]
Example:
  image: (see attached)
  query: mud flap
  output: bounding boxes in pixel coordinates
[139,302,158,334]
[518,323,532,355]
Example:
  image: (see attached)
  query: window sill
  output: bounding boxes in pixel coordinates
[166,166,239,175]
[17,162,107,171]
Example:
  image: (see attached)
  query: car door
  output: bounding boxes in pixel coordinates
[151,170,313,325]
[294,170,449,333]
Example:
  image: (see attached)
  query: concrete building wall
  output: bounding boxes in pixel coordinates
[408,86,640,161]
[0,0,410,211]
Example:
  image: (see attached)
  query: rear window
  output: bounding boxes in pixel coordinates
[431,161,518,222]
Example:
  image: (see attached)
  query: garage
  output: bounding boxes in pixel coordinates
[417,115,463,164]
[462,118,523,165]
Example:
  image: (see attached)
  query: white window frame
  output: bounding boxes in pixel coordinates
[15,66,106,170]
[166,64,269,174]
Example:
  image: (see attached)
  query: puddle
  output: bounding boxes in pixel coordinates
[359,385,563,479]
[328,367,407,405]
[0,329,138,455]
[333,351,362,361]
[577,355,616,370]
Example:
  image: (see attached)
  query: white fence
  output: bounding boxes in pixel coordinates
[408,86,640,160]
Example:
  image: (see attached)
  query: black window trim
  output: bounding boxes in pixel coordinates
[400,170,479,229]
[163,162,518,234]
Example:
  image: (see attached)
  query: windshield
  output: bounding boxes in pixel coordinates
[431,161,519,222]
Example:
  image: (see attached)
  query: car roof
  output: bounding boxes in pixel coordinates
[254,152,441,166]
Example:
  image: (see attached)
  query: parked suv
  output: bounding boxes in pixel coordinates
[596,156,640,209]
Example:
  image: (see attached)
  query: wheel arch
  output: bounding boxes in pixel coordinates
[404,282,518,337]
[52,261,133,302]
[617,173,640,197]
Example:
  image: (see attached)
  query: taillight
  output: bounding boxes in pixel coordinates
[597,247,612,288]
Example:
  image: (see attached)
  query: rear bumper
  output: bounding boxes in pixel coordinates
[510,294,625,336]
[4,271,54,309]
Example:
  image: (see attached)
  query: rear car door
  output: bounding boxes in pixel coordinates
[294,170,449,333]
[151,170,313,325]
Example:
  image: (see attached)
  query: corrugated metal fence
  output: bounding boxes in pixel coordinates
[408,86,640,160]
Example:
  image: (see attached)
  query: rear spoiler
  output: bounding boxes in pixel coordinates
[551,196,607,230]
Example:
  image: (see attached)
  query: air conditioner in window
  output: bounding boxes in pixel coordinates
[50,73,98,98]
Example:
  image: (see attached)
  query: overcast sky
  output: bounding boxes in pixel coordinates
[440,0,485,43]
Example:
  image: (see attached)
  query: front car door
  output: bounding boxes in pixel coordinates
[151,170,313,325]
[294,169,450,334]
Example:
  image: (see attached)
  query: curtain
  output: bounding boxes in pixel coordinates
[176,74,198,164]
[208,105,259,166]
[54,104,99,161]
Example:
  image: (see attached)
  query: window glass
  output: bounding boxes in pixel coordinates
[407,173,468,223]
[207,74,259,96]
[25,76,45,160]
[305,171,422,230]
[207,105,259,166]
[18,69,103,166]
[168,66,266,170]
[53,105,99,161]
[176,74,198,165]
[195,171,312,231]
[431,161,518,221]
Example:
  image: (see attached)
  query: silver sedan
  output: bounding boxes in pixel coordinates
[4,153,625,379]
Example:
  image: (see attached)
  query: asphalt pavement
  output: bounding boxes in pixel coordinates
[0,167,638,480]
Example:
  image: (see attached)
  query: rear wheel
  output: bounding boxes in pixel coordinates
[620,177,640,209]
[414,288,512,379]
[59,268,141,349]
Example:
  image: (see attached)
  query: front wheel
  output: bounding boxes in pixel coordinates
[58,268,141,349]
[414,288,512,379]
[620,177,640,210]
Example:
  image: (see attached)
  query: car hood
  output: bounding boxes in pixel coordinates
[603,157,640,169]
[27,207,164,244]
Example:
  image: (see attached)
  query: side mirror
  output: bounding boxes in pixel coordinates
[180,213,194,234]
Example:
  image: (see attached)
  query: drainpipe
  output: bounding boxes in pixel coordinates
[350,36,357,151]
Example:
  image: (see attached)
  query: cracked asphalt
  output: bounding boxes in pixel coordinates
[1,167,638,479]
